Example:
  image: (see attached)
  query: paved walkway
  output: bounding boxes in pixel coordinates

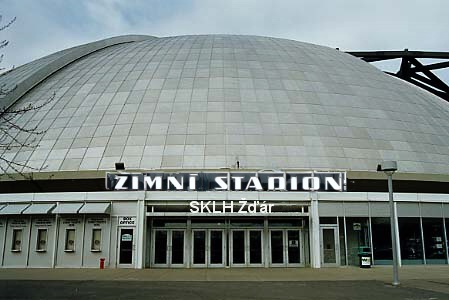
[0,265,447,282]
[1,266,448,297]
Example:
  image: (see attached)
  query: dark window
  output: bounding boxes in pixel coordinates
[371,218,392,262]
[36,229,48,252]
[345,217,370,265]
[398,218,423,264]
[232,231,245,264]
[12,229,22,252]
[422,218,446,263]
[65,229,76,252]
[91,229,101,251]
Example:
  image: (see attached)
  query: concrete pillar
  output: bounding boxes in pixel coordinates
[309,192,321,268]
[136,193,145,269]
[394,202,402,267]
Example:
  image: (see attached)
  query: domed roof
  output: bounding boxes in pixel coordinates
[1,35,449,177]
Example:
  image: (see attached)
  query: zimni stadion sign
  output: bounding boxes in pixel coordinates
[106,172,346,192]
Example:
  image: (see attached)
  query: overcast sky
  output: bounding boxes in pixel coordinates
[2,0,449,82]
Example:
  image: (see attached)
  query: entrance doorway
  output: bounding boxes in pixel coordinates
[191,229,225,267]
[118,228,135,267]
[152,229,186,267]
[230,229,263,266]
[269,229,303,266]
[320,226,340,266]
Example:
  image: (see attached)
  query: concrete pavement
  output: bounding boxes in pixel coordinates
[0,266,448,299]
[0,265,448,283]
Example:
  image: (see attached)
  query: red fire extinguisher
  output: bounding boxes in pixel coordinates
[100,258,105,269]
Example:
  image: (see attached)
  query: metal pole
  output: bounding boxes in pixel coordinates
[388,173,400,286]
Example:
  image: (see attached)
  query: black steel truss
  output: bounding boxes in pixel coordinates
[347,50,449,102]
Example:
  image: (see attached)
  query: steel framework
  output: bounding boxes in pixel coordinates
[347,50,449,102]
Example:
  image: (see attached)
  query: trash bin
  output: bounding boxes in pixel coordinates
[358,246,372,268]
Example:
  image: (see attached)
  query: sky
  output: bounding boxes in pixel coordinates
[1,0,449,83]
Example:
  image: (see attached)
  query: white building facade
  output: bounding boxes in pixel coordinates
[0,35,448,268]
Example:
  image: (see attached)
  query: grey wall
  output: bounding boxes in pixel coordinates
[28,217,56,267]
[3,217,31,267]
[82,216,110,268]
[56,216,84,267]
[0,218,6,266]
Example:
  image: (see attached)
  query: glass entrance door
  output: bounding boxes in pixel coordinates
[192,229,225,267]
[118,228,134,267]
[269,229,303,266]
[320,226,340,266]
[152,229,185,267]
[230,230,263,266]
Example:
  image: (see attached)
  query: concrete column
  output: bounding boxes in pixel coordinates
[393,202,402,267]
[136,193,145,269]
[309,192,321,268]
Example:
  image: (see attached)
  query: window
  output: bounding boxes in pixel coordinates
[36,229,48,252]
[12,229,22,252]
[371,217,392,263]
[422,218,446,263]
[65,229,76,252]
[398,218,423,264]
[91,229,102,252]
[345,217,370,265]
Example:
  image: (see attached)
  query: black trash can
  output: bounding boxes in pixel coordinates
[358,246,372,268]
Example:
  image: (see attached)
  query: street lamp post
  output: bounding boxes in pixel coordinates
[377,161,400,286]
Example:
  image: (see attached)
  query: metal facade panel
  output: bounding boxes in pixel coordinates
[52,203,84,214]
[318,202,343,216]
[344,202,369,217]
[397,203,420,217]
[444,203,449,218]
[78,203,111,214]
[370,202,390,217]
[22,203,56,214]
[420,203,443,217]
[0,204,30,215]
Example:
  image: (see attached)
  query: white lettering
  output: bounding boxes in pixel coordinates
[144,176,162,190]
[325,177,343,191]
[114,175,128,190]
[201,201,212,213]
[246,176,263,190]
[190,201,199,213]
[132,176,139,190]
[238,200,247,213]
[268,177,286,191]
[290,176,298,190]
[302,176,320,190]
[223,201,233,213]
[189,174,198,190]
[215,176,228,190]
[167,176,184,190]
[232,176,244,190]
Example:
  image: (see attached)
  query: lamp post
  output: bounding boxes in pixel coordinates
[377,161,399,286]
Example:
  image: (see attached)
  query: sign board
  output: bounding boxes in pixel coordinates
[361,256,371,266]
[118,216,136,226]
[106,172,346,192]
[288,240,299,248]
[353,223,361,231]
[121,234,133,242]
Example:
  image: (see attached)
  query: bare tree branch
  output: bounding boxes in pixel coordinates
[0,15,53,179]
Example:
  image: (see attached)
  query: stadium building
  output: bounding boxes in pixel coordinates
[0,35,448,269]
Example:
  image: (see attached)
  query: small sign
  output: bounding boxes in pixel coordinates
[35,218,53,227]
[118,216,136,226]
[353,223,361,231]
[361,256,371,266]
[288,240,299,248]
[121,234,133,242]
[10,219,27,227]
